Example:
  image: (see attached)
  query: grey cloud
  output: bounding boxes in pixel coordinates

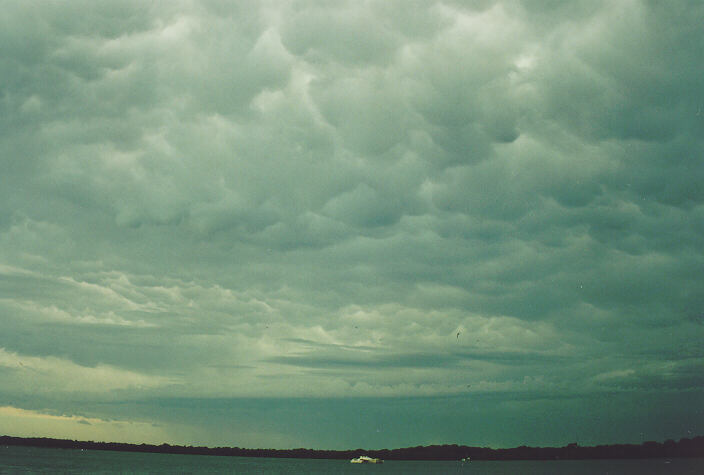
[280,3,401,66]
[269,348,571,370]
[0,0,703,449]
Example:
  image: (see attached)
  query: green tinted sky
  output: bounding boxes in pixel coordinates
[1,0,703,449]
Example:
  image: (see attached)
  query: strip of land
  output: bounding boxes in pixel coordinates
[1,435,702,460]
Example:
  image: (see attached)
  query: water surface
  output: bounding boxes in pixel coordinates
[1,445,702,474]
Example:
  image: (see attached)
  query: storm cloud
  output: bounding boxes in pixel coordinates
[1,0,703,449]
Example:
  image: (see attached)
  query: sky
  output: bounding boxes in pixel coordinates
[1,0,703,450]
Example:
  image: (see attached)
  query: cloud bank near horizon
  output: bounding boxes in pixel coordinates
[1,0,703,449]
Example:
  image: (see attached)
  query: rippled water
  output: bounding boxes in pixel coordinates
[1,445,703,474]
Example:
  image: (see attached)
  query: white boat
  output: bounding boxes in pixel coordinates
[350,455,383,464]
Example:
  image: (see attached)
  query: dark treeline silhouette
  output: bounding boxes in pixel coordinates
[1,435,703,461]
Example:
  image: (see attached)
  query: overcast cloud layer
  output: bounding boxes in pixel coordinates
[1,0,703,449]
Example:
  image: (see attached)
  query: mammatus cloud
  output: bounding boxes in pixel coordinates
[0,0,703,448]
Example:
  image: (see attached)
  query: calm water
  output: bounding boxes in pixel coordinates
[1,445,702,474]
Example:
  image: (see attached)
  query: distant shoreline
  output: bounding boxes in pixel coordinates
[2,435,703,461]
